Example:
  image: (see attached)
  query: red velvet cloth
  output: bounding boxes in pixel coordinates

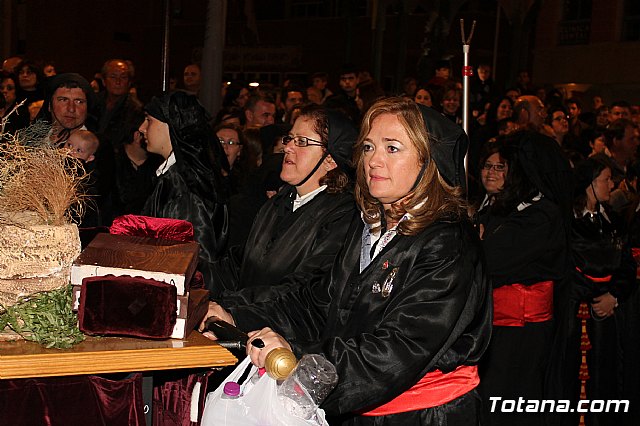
[153,369,217,426]
[78,275,177,339]
[0,374,145,425]
[492,281,554,326]
[110,214,194,242]
[361,365,479,416]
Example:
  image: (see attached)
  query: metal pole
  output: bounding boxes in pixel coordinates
[161,0,171,92]
[460,19,476,193]
[462,43,471,136]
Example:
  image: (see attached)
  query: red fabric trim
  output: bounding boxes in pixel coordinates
[575,267,612,283]
[492,281,553,327]
[110,215,194,242]
[361,365,479,416]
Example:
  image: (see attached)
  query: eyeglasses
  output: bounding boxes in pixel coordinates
[0,85,15,91]
[218,137,242,146]
[552,115,569,122]
[282,135,324,147]
[482,162,507,172]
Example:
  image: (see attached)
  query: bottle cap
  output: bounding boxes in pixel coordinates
[223,381,241,396]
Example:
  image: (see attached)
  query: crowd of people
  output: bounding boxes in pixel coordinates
[2,54,639,425]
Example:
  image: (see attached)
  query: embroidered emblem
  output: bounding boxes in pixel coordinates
[381,268,399,298]
[382,260,389,270]
[371,282,381,293]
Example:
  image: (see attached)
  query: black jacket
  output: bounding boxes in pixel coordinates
[142,165,228,284]
[211,186,356,301]
[229,214,492,419]
[478,197,568,288]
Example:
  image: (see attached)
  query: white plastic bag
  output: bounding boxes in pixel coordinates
[201,357,329,426]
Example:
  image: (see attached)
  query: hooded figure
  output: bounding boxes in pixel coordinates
[209,104,358,301]
[544,154,635,426]
[141,91,229,282]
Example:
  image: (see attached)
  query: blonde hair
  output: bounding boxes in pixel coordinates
[354,97,465,235]
[70,129,99,155]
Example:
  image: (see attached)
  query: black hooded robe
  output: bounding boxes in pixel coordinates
[141,92,229,283]
[209,185,356,301]
[228,214,492,425]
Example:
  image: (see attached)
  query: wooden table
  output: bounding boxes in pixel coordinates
[0,332,237,379]
[0,332,238,425]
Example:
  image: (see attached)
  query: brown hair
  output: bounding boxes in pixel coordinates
[297,104,350,194]
[354,97,465,235]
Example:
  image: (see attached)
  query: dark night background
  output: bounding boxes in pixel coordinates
[2,0,639,105]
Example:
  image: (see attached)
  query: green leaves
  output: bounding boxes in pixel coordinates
[0,285,85,349]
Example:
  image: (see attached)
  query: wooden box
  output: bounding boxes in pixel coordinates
[70,233,199,296]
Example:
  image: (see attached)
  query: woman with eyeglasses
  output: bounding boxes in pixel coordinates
[202,98,492,425]
[213,122,247,195]
[205,104,357,300]
[138,91,229,282]
[474,134,571,426]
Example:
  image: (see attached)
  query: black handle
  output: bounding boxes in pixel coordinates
[204,318,264,349]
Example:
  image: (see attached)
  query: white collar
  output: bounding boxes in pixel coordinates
[579,203,609,221]
[156,152,176,176]
[293,185,327,212]
[517,192,543,211]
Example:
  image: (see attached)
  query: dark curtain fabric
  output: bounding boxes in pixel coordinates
[0,374,145,426]
[152,369,218,426]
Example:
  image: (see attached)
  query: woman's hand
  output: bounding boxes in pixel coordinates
[198,301,235,339]
[246,327,292,368]
[591,292,617,318]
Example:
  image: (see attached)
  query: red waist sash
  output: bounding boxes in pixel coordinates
[632,248,640,279]
[361,365,479,416]
[492,281,553,327]
[576,267,612,283]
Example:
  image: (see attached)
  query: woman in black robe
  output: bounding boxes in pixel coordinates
[475,132,572,426]
[203,97,492,425]
[208,104,357,301]
[548,155,635,426]
[138,91,228,283]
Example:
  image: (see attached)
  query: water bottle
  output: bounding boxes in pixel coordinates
[277,354,338,420]
[221,381,241,399]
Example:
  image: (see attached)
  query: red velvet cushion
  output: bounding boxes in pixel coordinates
[110,215,194,242]
[78,275,177,339]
